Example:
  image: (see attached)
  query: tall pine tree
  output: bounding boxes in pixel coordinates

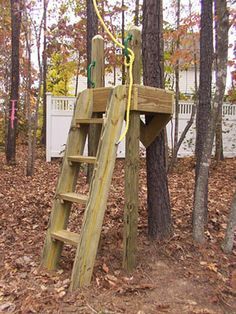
[142,0,172,239]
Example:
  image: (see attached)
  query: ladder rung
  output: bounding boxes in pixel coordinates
[76,118,103,125]
[51,230,80,246]
[68,155,96,164]
[58,192,88,204]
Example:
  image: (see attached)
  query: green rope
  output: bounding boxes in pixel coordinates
[88,61,96,88]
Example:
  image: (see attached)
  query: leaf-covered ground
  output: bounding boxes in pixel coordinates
[0,146,235,313]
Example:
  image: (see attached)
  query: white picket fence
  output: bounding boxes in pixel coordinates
[46,92,236,162]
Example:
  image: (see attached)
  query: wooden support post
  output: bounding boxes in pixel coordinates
[41,89,93,270]
[123,26,141,272]
[88,35,105,182]
[70,86,127,290]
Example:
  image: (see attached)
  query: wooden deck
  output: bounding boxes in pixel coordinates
[92,84,174,115]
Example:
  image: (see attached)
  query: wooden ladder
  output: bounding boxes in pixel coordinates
[41,85,127,290]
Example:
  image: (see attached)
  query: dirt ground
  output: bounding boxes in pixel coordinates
[0,146,235,314]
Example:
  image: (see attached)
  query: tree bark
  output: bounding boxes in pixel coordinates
[214,0,229,162]
[6,0,22,164]
[222,193,236,254]
[86,0,98,89]
[26,5,44,176]
[193,0,228,243]
[87,0,98,183]
[193,0,213,226]
[172,0,180,168]
[142,0,172,240]
[134,0,140,26]
[195,0,213,175]
[41,0,49,146]
[22,15,33,176]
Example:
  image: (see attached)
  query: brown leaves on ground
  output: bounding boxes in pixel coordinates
[0,146,235,313]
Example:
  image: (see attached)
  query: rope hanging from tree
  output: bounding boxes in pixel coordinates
[92,0,135,143]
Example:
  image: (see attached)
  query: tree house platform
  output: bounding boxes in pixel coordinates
[92,84,174,148]
[92,84,174,115]
[41,28,174,291]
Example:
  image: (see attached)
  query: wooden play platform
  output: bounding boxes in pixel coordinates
[41,28,173,291]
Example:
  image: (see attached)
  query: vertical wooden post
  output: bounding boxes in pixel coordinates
[88,35,105,182]
[123,26,141,271]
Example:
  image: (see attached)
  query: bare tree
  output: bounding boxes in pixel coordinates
[41,0,49,146]
[214,0,229,161]
[25,6,45,176]
[172,0,181,168]
[6,0,22,164]
[168,0,198,172]
[193,0,213,239]
[193,0,229,243]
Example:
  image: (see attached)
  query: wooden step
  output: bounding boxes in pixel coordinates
[51,230,80,246]
[76,118,103,126]
[68,155,96,164]
[58,192,88,204]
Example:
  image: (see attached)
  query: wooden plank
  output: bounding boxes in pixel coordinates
[91,35,104,88]
[140,113,172,148]
[92,85,173,115]
[41,89,93,271]
[68,156,96,164]
[132,85,174,114]
[93,87,112,112]
[123,26,141,272]
[88,35,105,183]
[51,230,80,247]
[76,118,103,125]
[58,192,88,204]
[70,85,127,290]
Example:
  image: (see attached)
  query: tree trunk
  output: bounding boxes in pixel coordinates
[75,57,81,96]
[172,0,180,168]
[193,0,213,226]
[24,19,33,176]
[134,0,140,26]
[214,0,229,162]
[26,6,44,176]
[222,193,236,254]
[215,111,224,161]
[195,0,213,175]
[87,0,98,183]
[193,0,228,243]
[142,0,172,240]
[41,0,49,146]
[86,0,98,89]
[6,0,22,164]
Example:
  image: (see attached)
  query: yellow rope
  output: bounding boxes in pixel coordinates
[92,0,135,143]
